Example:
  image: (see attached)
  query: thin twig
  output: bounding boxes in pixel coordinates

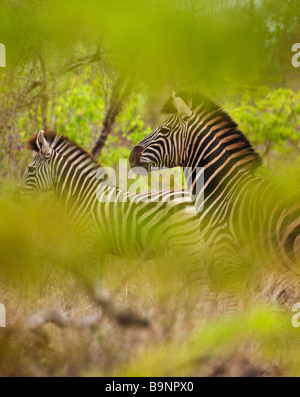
[25,308,102,331]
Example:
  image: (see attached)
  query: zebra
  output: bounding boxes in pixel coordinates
[21,130,203,285]
[129,91,300,306]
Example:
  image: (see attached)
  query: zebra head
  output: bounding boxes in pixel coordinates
[129,92,194,172]
[21,130,55,197]
[130,91,261,174]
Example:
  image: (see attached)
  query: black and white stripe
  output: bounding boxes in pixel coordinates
[22,131,202,264]
[130,92,300,304]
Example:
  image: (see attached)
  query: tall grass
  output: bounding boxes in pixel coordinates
[0,182,300,377]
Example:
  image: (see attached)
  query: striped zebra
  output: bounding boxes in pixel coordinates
[21,130,203,282]
[129,92,300,305]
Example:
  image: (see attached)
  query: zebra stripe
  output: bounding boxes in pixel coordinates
[130,92,300,304]
[22,130,202,264]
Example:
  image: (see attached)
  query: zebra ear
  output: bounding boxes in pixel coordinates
[172,91,193,118]
[36,130,51,156]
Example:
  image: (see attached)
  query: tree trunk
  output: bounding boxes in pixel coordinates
[91,77,131,159]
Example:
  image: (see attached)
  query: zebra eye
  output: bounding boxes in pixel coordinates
[28,166,36,173]
[160,127,170,134]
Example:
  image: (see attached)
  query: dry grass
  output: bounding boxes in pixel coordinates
[0,260,298,377]
[1,191,300,377]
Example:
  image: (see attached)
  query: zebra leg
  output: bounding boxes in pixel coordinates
[165,226,217,307]
[207,242,254,315]
[70,226,108,290]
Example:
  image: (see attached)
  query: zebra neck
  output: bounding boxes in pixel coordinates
[182,112,261,214]
[54,158,102,216]
[184,166,204,213]
[184,156,253,214]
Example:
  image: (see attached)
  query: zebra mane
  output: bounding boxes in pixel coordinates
[162,91,262,171]
[26,131,99,167]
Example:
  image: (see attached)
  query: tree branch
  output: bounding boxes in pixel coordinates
[25,308,102,331]
[25,286,149,332]
[91,76,132,159]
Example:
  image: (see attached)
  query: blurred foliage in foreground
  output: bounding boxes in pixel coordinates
[1,0,299,87]
[1,0,300,377]
[0,187,300,376]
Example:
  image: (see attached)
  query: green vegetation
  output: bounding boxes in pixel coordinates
[0,0,300,377]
